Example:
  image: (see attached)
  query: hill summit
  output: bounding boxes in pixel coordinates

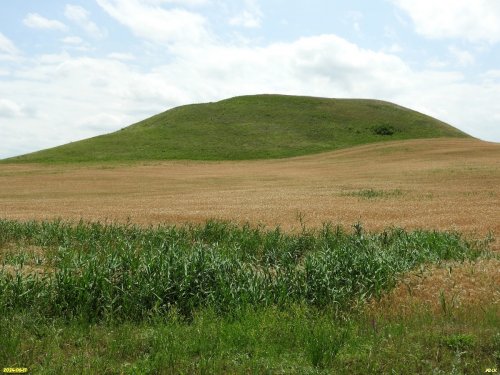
[7,94,469,163]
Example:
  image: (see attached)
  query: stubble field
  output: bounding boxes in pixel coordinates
[1,138,499,236]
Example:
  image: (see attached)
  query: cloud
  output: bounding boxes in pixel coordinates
[144,0,210,5]
[96,0,210,45]
[0,99,23,118]
[107,52,135,61]
[23,13,67,31]
[65,4,106,38]
[449,46,475,67]
[0,53,189,157]
[0,32,19,56]
[229,11,261,28]
[229,0,262,28]
[61,36,84,45]
[60,36,92,52]
[345,11,363,33]
[482,70,500,82]
[391,0,500,43]
[383,43,403,54]
[0,99,33,118]
[163,35,413,102]
[77,113,126,132]
[426,58,448,69]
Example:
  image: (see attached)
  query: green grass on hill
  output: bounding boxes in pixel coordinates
[6,94,469,163]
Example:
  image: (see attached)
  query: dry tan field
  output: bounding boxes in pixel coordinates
[1,138,499,241]
[1,137,499,323]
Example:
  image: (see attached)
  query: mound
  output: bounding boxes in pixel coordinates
[6,94,469,163]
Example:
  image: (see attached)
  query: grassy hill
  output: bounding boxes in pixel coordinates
[5,94,469,163]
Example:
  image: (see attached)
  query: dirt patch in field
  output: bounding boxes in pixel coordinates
[1,263,49,277]
[0,243,51,276]
[367,258,500,316]
[1,139,499,240]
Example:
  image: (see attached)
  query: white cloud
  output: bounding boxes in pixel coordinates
[383,43,403,54]
[391,0,500,43]
[0,99,32,118]
[62,36,84,45]
[0,32,19,55]
[96,0,210,45]
[107,52,135,61]
[482,70,500,81]
[77,113,126,132]
[449,46,475,67]
[229,11,261,28]
[0,53,188,157]
[65,4,106,38]
[157,35,416,104]
[426,58,449,69]
[345,11,363,33]
[229,0,262,28]
[23,13,67,31]
[144,0,210,5]
[61,36,92,52]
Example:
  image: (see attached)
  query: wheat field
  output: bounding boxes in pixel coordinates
[2,138,498,239]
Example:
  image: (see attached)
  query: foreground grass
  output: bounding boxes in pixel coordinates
[0,219,497,373]
[2,304,498,374]
[5,94,468,163]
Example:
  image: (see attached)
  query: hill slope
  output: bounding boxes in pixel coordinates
[6,94,469,163]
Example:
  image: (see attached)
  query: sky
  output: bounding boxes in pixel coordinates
[1,0,500,159]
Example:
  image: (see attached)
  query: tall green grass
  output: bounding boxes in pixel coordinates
[0,219,488,322]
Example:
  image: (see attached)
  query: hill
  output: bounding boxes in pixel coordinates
[5,94,469,163]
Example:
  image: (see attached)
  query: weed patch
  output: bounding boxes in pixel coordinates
[341,188,404,199]
[0,219,487,322]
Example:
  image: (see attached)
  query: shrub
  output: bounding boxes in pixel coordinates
[372,125,395,136]
[443,334,476,351]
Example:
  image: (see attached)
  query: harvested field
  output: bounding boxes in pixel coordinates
[367,258,500,316]
[1,138,499,240]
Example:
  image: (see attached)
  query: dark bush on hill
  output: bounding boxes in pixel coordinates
[372,125,395,136]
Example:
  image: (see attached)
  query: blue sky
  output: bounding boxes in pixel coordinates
[1,0,500,158]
